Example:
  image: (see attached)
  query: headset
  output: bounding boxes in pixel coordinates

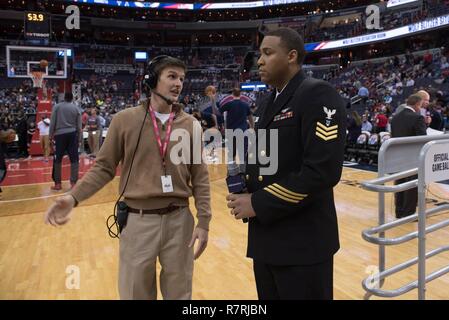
[106,55,171,238]
[142,55,170,91]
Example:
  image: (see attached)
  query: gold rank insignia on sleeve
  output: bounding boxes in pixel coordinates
[263,183,308,204]
[316,106,338,141]
[316,121,338,141]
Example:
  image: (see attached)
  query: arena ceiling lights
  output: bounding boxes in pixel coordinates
[66,0,313,10]
[386,0,420,8]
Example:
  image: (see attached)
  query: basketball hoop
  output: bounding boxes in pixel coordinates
[31,71,44,88]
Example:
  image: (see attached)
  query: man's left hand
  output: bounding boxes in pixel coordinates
[226,193,256,220]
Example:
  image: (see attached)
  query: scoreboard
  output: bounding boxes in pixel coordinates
[24,11,50,40]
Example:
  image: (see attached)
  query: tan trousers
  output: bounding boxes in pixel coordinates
[118,206,194,300]
[40,135,50,157]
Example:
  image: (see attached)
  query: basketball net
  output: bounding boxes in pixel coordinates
[31,71,44,88]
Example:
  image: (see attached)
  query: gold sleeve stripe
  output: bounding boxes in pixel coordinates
[317,122,338,131]
[316,132,338,141]
[264,187,299,203]
[272,183,307,198]
[266,185,304,201]
[316,126,338,136]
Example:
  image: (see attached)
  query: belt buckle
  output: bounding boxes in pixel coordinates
[170,205,179,213]
[163,206,176,215]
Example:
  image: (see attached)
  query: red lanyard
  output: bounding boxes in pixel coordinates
[149,106,175,174]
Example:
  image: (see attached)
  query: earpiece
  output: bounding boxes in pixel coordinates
[142,55,170,91]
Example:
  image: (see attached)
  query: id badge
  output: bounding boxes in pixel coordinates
[161,175,174,193]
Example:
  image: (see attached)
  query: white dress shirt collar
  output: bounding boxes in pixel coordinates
[275,83,288,101]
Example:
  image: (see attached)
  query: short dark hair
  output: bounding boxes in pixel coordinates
[64,92,73,102]
[153,56,187,80]
[264,27,306,65]
[232,88,241,97]
[407,94,423,106]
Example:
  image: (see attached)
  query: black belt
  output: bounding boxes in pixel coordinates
[128,205,183,215]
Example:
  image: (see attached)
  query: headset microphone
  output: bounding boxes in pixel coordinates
[152,91,174,106]
[141,55,176,106]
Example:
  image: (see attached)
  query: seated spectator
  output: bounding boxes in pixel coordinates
[358,84,369,98]
[361,115,373,132]
[429,104,444,131]
[374,111,388,133]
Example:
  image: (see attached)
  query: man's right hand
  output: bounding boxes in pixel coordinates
[44,195,75,226]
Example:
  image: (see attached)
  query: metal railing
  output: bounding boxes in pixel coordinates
[360,135,449,299]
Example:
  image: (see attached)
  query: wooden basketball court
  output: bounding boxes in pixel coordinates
[1,156,448,300]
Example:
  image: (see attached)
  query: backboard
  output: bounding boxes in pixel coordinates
[6,45,70,79]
